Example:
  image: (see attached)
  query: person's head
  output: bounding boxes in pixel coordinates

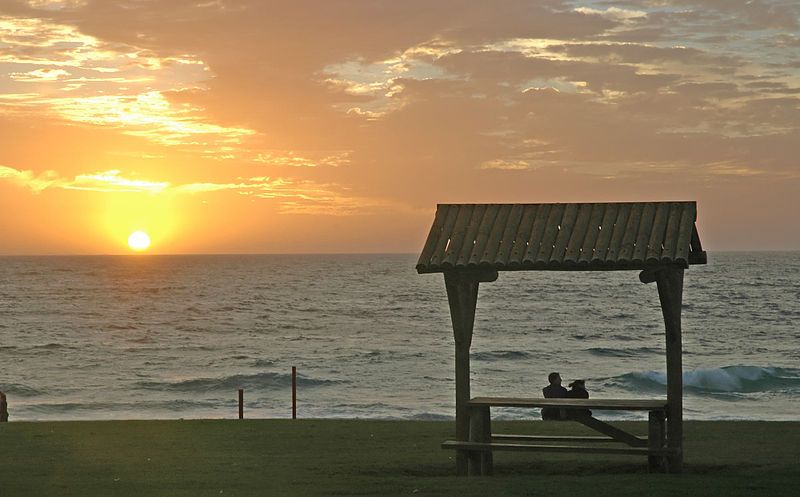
[568,379,586,389]
[548,372,562,385]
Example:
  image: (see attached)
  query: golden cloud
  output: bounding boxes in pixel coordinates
[0,15,244,151]
[480,159,532,170]
[44,92,255,147]
[0,165,386,215]
[0,165,60,193]
[9,68,71,81]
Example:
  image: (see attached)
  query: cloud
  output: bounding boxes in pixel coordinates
[574,6,648,22]
[600,1,799,28]
[0,14,234,150]
[252,150,352,168]
[9,67,71,81]
[44,91,256,147]
[66,170,169,193]
[0,165,390,215]
[26,0,88,9]
[480,159,532,170]
[0,164,60,192]
[546,42,741,70]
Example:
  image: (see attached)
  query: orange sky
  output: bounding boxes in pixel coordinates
[1,0,798,254]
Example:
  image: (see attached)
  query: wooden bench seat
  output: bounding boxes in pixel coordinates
[442,440,673,456]
[492,434,639,443]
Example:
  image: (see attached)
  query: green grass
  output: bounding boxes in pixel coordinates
[1,420,798,496]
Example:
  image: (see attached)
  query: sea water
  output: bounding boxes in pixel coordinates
[0,252,798,421]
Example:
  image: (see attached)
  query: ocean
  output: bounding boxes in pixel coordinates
[1,252,798,421]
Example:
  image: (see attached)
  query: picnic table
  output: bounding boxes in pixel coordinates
[442,397,673,475]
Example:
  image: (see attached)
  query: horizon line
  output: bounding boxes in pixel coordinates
[1,249,799,258]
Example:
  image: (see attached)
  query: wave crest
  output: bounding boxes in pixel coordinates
[610,366,800,393]
[0,384,45,397]
[588,347,661,358]
[472,350,533,361]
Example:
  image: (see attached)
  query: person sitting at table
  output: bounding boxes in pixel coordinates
[541,372,568,420]
[565,379,592,418]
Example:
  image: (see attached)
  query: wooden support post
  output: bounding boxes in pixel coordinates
[444,270,495,476]
[445,271,478,476]
[238,389,244,419]
[655,267,684,473]
[648,411,667,472]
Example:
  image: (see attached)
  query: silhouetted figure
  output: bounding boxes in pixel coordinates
[0,391,8,422]
[541,372,568,420]
[565,379,591,418]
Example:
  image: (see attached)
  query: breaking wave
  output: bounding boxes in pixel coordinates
[609,366,800,394]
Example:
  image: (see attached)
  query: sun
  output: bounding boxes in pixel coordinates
[128,231,151,252]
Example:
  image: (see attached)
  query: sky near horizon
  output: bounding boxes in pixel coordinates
[1,0,798,255]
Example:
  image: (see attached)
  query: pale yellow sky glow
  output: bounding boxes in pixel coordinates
[1,0,798,254]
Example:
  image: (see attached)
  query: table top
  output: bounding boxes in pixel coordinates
[468,397,668,411]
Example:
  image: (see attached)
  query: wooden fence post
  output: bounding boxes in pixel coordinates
[238,389,244,419]
[292,366,297,419]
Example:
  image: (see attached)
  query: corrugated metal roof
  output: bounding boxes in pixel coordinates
[416,202,706,273]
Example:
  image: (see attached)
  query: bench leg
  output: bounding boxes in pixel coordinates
[467,412,480,476]
[479,407,493,476]
[648,411,667,472]
[469,406,493,476]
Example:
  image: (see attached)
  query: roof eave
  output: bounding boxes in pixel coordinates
[416,260,702,274]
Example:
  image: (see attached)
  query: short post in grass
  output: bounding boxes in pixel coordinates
[292,366,297,419]
[0,391,8,422]
[238,389,244,419]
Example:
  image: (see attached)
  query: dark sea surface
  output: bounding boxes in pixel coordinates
[0,252,798,421]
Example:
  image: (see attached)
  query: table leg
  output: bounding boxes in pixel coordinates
[468,405,493,476]
[648,411,667,472]
[467,406,481,476]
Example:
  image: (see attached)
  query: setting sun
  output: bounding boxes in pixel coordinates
[127,231,151,252]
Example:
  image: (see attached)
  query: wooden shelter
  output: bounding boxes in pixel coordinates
[417,202,706,474]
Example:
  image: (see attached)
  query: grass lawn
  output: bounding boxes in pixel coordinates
[1,420,798,496]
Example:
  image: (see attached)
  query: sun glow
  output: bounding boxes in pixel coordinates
[127,231,151,251]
